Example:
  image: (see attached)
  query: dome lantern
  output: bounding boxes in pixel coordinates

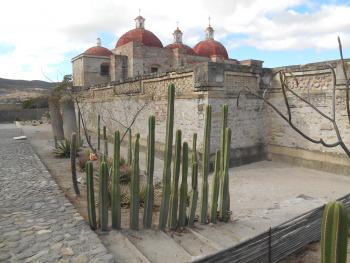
[96,37,101,47]
[173,27,183,43]
[205,17,214,40]
[135,10,145,29]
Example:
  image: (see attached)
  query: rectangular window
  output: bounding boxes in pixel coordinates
[151,67,158,73]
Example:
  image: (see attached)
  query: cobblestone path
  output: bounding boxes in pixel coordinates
[0,126,114,262]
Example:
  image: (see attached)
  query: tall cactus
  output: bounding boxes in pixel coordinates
[321,201,349,263]
[143,116,155,229]
[159,84,175,230]
[178,142,189,227]
[188,133,198,226]
[112,131,121,229]
[130,134,140,230]
[200,104,212,224]
[103,125,108,156]
[210,151,220,223]
[219,127,231,222]
[97,115,101,151]
[99,161,109,231]
[70,132,80,195]
[127,129,132,166]
[219,105,228,212]
[86,161,96,230]
[168,130,182,230]
[78,108,81,146]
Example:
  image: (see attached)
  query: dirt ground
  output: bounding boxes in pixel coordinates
[21,123,350,262]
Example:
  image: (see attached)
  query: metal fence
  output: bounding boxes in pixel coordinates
[193,193,350,263]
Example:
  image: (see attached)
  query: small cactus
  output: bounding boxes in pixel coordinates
[168,130,182,230]
[321,201,349,263]
[210,150,220,223]
[159,84,175,230]
[130,134,140,230]
[200,104,211,224]
[97,115,101,151]
[70,132,80,195]
[99,161,109,231]
[86,161,96,230]
[103,125,108,156]
[127,129,132,166]
[219,127,231,222]
[112,131,121,229]
[178,142,189,227]
[188,133,198,227]
[143,116,155,229]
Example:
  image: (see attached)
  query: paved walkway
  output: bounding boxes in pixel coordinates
[0,125,114,262]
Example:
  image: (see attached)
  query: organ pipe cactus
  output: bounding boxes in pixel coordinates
[159,84,175,230]
[210,150,220,223]
[130,134,140,230]
[168,130,182,230]
[219,105,228,210]
[97,115,101,151]
[112,131,121,229]
[178,142,189,227]
[219,127,231,222]
[70,132,80,195]
[86,161,96,230]
[99,161,109,231]
[143,116,155,229]
[188,133,198,226]
[78,109,81,146]
[103,125,108,156]
[321,201,349,263]
[127,129,132,166]
[200,104,212,224]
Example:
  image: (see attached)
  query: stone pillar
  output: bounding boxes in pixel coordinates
[48,96,64,140]
[60,95,77,140]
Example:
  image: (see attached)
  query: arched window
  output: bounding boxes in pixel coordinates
[100,63,110,76]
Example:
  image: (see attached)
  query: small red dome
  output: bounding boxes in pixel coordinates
[116,28,163,48]
[166,43,196,55]
[84,46,112,57]
[193,40,228,59]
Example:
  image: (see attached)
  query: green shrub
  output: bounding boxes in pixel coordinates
[53,139,71,158]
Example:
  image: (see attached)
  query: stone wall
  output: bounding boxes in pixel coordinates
[0,108,48,123]
[265,59,350,174]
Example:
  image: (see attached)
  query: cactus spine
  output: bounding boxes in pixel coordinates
[210,151,220,223]
[97,115,101,151]
[99,161,109,231]
[188,133,198,226]
[103,125,108,156]
[168,130,182,229]
[143,116,155,228]
[130,134,140,230]
[219,105,228,213]
[321,201,348,263]
[70,132,80,195]
[86,161,96,230]
[112,131,121,229]
[127,129,132,166]
[178,142,188,227]
[200,104,211,224]
[219,127,231,222]
[159,84,175,230]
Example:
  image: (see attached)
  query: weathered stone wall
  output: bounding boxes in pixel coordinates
[265,60,350,173]
[76,63,264,165]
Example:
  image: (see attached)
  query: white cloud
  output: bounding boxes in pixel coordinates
[0,0,349,80]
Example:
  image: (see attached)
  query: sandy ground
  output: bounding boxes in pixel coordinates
[20,123,350,262]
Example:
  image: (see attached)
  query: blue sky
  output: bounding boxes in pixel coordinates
[0,0,349,81]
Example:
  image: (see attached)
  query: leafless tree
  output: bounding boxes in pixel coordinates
[237,37,350,157]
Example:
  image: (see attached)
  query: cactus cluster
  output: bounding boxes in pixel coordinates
[321,201,348,263]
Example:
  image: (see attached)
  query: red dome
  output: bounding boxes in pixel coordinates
[84,46,112,57]
[116,28,163,48]
[166,43,196,55]
[193,40,228,59]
